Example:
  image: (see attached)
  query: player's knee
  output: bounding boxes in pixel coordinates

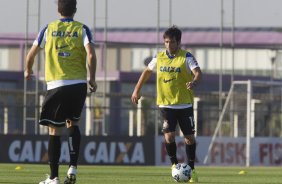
[49,127,63,136]
[66,119,78,128]
[184,135,195,145]
[166,137,175,143]
[164,132,176,143]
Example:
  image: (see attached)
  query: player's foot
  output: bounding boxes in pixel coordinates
[171,163,176,170]
[189,169,198,183]
[64,166,77,184]
[39,175,60,184]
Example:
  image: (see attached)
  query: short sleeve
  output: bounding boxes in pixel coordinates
[83,25,94,46]
[33,25,48,48]
[147,57,157,71]
[186,52,199,71]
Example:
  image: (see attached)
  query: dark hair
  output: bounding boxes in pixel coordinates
[58,0,77,17]
[163,25,182,43]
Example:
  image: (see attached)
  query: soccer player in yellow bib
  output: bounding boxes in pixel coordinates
[131,26,202,183]
[24,0,97,183]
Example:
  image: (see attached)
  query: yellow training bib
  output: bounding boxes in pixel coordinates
[156,50,194,105]
[45,20,87,82]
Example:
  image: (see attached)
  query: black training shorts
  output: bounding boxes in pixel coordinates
[39,83,87,127]
[160,107,195,135]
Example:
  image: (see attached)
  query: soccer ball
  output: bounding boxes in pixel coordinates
[171,163,192,182]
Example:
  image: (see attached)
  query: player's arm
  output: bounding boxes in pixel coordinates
[85,43,97,93]
[24,45,40,80]
[131,67,152,104]
[187,67,202,90]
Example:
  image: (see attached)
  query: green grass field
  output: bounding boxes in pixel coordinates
[0,164,281,184]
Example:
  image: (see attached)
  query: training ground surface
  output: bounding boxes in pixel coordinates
[0,164,281,184]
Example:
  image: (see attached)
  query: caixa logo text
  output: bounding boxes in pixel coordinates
[8,140,145,164]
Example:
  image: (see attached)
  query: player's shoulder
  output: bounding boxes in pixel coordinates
[174,49,191,57]
[46,20,62,29]
[184,50,195,58]
[74,20,85,26]
[70,20,91,31]
[82,24,92,32]
[157,50,167,56]
[48,19,61,25]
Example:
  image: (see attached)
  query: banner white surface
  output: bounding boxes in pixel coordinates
[155,136,282,166]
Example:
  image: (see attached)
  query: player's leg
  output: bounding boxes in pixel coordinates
[64,120,80,184]
[161,108,178,166]
[39,127,63,184]
[184,134,197,183]
[164,132,178,166]
[178,107,198,182]
[66,120,81,167]
[63,83,87,184]
[184,135,196,169]
[48,127,63,180]
[39,87,65,184]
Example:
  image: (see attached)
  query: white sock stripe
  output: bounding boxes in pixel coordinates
[69,137,74,151]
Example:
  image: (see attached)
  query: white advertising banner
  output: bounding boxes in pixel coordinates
[0,135,155,165]
[251,137,282,165]
[155,136,282,166]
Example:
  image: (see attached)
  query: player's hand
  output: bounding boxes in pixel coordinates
[131,91,141,104]
[186,80,197,90]
[24,69,34,80]
[89,80,97,93]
